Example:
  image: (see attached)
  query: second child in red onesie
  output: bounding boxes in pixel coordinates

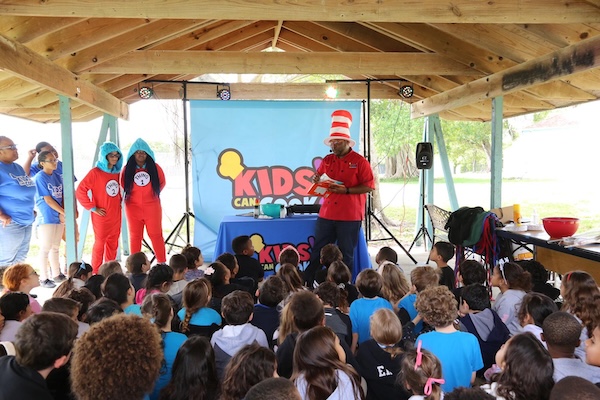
[121,138,166,263]
[76,142,123,274]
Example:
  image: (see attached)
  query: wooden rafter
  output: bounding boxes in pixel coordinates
[0,33,128,118]
[87,51,480,75]
[0,1,599,23]
[411,34,600,117]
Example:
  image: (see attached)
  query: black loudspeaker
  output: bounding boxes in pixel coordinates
[416,142,433,169]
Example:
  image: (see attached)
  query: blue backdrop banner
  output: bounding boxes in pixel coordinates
[190,100,362,262]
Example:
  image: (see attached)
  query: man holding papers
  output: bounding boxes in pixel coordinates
[304,110,375,286]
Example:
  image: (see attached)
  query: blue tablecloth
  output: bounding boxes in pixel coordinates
[214,215,371,279]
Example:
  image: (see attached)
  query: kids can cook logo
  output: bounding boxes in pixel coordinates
[216,148,322,209]
[249,233,314,274]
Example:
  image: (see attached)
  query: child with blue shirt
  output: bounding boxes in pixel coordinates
[177,277,221,337]
[398,266,439,334]
[141,293,187,400]
[34,150,65,285]
[350,269,393,353]
[416,285,483,392]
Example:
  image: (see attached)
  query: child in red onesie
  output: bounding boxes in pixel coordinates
[121,138,166,263]
[76,142,123,274]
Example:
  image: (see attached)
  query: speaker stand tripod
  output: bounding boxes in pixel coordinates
[409,169,433,253]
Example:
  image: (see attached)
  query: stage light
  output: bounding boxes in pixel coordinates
[325,85,338,99]
[217,85,231,101]
[400,84,414,99]
[138,85,154,99]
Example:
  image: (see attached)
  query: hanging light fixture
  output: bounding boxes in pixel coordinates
[325,85,338,99]
[138,85,154,99]
[216,85,231,101]
[399,83,414,99]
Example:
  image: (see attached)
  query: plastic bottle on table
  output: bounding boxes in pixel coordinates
[513,204,521,225]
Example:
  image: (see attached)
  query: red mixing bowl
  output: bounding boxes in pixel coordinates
[542,217,580,238]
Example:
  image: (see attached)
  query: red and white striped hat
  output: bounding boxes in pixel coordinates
[324,110,355,147]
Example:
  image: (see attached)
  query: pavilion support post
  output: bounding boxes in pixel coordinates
[59,95,78,265]
[430,114,459,211]
[490,97,504,209]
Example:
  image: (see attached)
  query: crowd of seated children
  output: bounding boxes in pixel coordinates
[350,269,394,352]
[141,293,187,400]
[216,252,254,293]
[379,263,410,311]
[135,263,173,304]
[126,251,150,292]
[491,262,532,335]
[2,263,41,313]
[314,243,343,288]
[232,235,264,284]
[429,241,456,292]
[293,325,365,400]
[0,292,32,342]
[251,275,285,349]
[517,292,558,346]
[398,265,439,334]
[177,277,221,338]
[416,285,483,392]
[356,308,411,400]
[182,245,204,281]
[71,314,163,400]
[327,260,358,311]
[0,312,78,400]
[453,259,486,303]
[400,341,445,400]
[458,283,510,376]
[220,343,277,400]
[542,311,600,384]
[9,239,600,400]
[560,270,600,360]
[481,332,554,400]
[315,281,352,347]
[211,290,268,378]
[159,335,219,400]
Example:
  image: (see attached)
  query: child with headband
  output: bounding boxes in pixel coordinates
[400,340,445,400]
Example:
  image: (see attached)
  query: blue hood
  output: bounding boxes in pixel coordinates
[96,141,123,173]
[126,138,155,161]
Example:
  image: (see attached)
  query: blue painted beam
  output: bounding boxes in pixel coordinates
[490,97,503,209]
[59,95,78,265]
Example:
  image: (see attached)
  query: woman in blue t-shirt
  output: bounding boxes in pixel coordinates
[34,151,66,286]
[0,136,36,269]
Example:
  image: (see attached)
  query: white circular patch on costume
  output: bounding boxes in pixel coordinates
[134,171,150,187]
[105,179,120,197]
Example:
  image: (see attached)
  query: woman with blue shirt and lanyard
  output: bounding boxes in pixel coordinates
[34,150,66,288]
[0,136,36,271]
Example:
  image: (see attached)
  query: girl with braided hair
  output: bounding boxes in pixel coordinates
[121,138,166,263]
[141,293,187,400]
[176,278,221,337]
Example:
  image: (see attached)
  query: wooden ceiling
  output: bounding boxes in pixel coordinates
[0,1,599,123]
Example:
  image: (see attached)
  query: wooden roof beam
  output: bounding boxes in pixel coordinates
[411,34,600,118]
[88,51,481,75]
[0,34,128,119]
[0,1,599,23]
